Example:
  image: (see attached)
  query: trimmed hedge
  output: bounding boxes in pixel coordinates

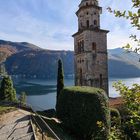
[56,86,110,140]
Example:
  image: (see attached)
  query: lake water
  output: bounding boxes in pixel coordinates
[14,77,140,111]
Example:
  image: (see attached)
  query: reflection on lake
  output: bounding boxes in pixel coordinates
[14,77,140,110]
[14,78,74,110]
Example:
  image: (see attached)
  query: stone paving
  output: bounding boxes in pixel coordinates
[0,109,35,140]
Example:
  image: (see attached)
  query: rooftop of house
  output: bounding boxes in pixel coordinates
[109,97,123,108]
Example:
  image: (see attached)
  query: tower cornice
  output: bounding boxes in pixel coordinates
[72,28,109,37]
[76,5,102,16]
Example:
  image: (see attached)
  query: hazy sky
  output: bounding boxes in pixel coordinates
[0,0,137,50]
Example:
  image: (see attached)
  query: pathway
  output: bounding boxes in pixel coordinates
[0,109,36,140]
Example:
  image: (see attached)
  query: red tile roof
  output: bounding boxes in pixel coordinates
[109,97,123,108]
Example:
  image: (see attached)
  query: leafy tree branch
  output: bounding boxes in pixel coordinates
[107,0,140,53]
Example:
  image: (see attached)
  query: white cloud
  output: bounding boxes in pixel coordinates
[0,0,138,50]
[108,34,134,49]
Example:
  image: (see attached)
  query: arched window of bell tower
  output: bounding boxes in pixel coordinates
[94,20,97,25]
[78,42,81,53]
[80,22,83,28]
[86,20,89,28]
[81,40,84,52]
[92,42,96,52]
[80,41,82,53]
[100,74,103,88]
[79,68,83,86]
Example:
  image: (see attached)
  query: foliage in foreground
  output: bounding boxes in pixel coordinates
[109,126,125,140]
[110,108,121,127]
[56,86,110,140]
[0,76,17,102]
[108,0,140,138]
[113,82,140,139]
[109,108,125,140]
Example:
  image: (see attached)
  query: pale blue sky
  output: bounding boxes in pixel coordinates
[0,0,137,50]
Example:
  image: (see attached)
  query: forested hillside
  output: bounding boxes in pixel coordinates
[0,40,140,78]
[5,49,74,78]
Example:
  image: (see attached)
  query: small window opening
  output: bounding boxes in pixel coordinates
[94,20,97,25]
[92,42,96,51]
[79,68,83,86]
[80,22,83,27]
[100,74,103,88]
[86,20,89,28]
[82,42,83,52]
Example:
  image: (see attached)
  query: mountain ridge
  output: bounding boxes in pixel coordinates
[0,39,140,78]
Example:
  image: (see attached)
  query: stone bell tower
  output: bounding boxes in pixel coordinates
[72,0,109,95]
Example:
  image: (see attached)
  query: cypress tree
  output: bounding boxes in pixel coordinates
[0,76,16,102]
[57,59,64,101]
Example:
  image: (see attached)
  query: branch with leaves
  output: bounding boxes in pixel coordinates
[107,0,140,53]
[113,81,140,139]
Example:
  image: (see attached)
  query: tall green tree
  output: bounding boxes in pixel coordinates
[19,92,27,105]
[56,59,64,101]
[0,76,16,102]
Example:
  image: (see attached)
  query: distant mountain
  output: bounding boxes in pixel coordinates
[108,48,140,78]
[0,39,140,78]
[5,49,74,79]
[0,40,41,63]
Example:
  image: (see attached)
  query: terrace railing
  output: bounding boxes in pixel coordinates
[0,101,61,140]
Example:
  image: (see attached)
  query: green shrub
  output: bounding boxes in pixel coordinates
[110,108,121,126]
[56,86,110,140]
[110,108,120,118]
[109,108,124,139]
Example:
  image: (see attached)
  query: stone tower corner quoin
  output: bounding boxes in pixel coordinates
[72,0,109,96]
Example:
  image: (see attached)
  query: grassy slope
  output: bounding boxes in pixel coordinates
[0,105,16,115]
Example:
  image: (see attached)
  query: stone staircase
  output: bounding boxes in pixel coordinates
[0,110,36,140]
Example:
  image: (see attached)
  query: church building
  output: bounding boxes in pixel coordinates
[72,0,109,95]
